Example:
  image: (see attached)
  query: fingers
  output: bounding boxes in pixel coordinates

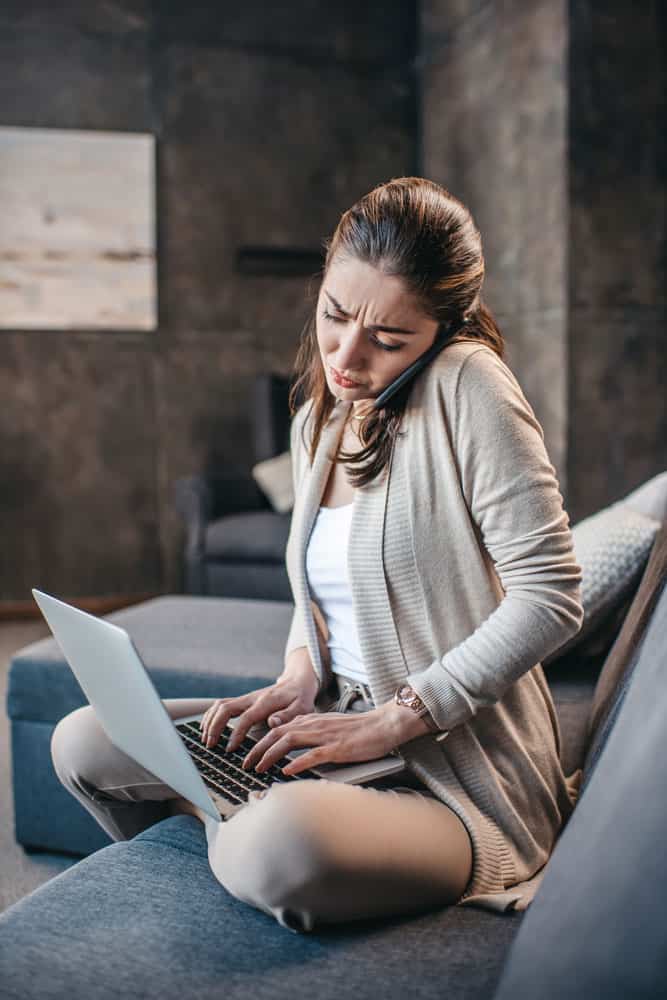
[246,731,332,778]
[200,697,247,748]
[238,710,378,776]
[240,722,309,774]
[243,710,391,776]
[280,746,330,777]
[200,689,302,749]
[226,697,303,754]
[241,713,327,772]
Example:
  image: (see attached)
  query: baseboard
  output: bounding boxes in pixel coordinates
[0,591,162,621]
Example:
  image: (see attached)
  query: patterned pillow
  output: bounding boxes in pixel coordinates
[620,469,667,522]
[543,503,661,666]
[251,450,294,514]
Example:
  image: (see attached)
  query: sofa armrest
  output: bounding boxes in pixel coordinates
[174,476,212,556]
[206,475,270,518]
[174,474,271,551]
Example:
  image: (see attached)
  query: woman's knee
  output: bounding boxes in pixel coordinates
[50,704,102,787]
[209,780,334,909]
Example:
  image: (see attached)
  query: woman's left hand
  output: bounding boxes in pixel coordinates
[236,703,416,777]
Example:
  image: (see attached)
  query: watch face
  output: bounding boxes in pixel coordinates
[398,685,418,707]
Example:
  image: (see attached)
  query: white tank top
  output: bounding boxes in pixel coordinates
[305,499,369,686]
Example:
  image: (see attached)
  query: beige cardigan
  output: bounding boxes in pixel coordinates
[283,340,585,912]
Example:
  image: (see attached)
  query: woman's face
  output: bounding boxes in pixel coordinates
[316,257,440,416]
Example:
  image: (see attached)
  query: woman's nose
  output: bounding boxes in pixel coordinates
[334,326,366,369]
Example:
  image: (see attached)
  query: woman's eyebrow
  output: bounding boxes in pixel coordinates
[323,290,417,335]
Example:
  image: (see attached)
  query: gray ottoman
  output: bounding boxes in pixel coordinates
[6,596,294,856]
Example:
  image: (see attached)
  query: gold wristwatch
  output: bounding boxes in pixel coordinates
[394,684,441,734]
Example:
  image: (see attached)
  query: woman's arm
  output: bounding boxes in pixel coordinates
[282,401,337,698]
[281,600,331,690]
[374,698,435,745]
[403,348,584,733]
[282,403,315,672]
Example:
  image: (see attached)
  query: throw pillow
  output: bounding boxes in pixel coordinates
[621,469,667,522]
[251,451,294,514]
[543,502,661,666]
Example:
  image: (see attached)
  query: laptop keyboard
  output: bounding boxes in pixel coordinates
[175,720,322,807]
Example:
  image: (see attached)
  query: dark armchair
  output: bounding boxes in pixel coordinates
[174,373,304,601]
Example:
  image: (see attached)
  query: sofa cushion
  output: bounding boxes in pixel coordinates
[543,470,666,671]
[543,655,601,776]
[251,450,294,513]
[543,503,660,666]
[8,596,295,724]
[621,469,667,522]
[0,814,524,1000]
[205,510,291,561]
[492,557,667,1000]
[543,523,666,779]
[583,522,667,789]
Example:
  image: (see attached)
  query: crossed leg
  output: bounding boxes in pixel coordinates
[51,697,221,842]
[201,775,474,933]
[51,697,474,934]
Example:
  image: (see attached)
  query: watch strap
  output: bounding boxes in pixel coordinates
[394,684,441,733]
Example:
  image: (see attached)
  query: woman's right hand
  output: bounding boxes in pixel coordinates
[199,658,321,752]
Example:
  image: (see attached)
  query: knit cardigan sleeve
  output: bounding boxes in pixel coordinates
[283,405,309,665]
[404,348,585,734]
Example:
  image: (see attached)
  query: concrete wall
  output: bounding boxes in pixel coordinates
[420,0,570,491]
[2,0,664,603]
[420,0,666,522]
[0,1,417,601]
[567,0,666,521]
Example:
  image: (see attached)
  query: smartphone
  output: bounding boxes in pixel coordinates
[372,324,455,410]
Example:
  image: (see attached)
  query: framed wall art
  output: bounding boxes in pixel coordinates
[0,126,156,330]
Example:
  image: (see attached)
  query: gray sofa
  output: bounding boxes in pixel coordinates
[2,497,666,998]
[174,373,302,602]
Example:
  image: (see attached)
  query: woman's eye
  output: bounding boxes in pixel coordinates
[321,309,402,352]
[372,336,402,352]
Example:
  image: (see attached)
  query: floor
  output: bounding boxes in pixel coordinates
[0,620,78,915]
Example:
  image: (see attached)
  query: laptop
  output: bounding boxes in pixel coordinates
[32,589,408,826]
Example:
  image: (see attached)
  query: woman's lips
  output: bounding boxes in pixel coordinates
[331,367,363,387]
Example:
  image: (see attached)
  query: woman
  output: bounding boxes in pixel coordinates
[51,177,584,934]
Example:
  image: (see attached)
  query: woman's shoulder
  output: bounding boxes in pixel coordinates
[427,339,519,401]
[417,341,532,448]
[433,338,504,374]
[426,339,543,456]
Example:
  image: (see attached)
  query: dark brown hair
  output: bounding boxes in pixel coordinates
[288,176,506,488]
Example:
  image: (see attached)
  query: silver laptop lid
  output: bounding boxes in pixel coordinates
[32,588,221,822]
[33,589,408,811]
